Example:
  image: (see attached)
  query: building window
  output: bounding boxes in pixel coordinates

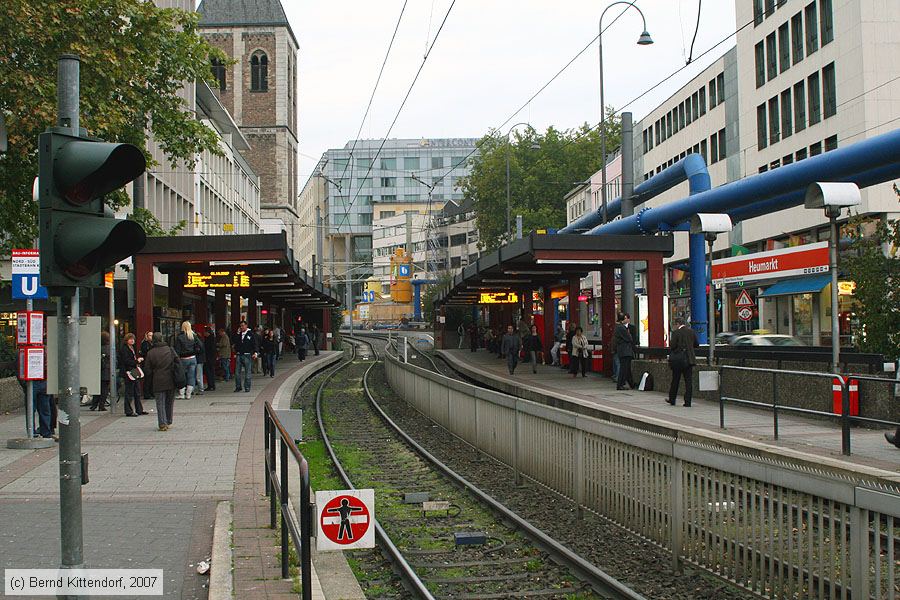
[381,195,396,202]
[709,77,718,107]
[250,52,268,91]
[679,103,686,129]
[686,97,692,124]
[795,148,808,161]
[822,62,836,118]
[692,92,699,120]
[757,104,768,149]
[710,132,719,164]
[810,141,822,156]
[808,71,821,125]
[759,165,768,174]
[820,0,833,45]
[824,134,838,151]
[642,129,648,153]
[717,73,725,100]
[211,58,226,91]
[450,233,467,246]
[358,213,373,226]
[791,12,804,65]
[655,119,661,144]
[766,33,778,81]
[755,42,766,88]
[380,177,396,187]
[700,138,707,161]
[768,98,780,145]
[403,157,420,170]
[778,23,790,74]
[379,210,395,219]
[793,81,806,132]
[765,0,775,17]
[404,194,419,202]
[783,154,794,165]
[781,89,793,139]
[754,0,764,25]
[666,112,672,137]
[699,87,706,115]
[805,2,819,55]
[451,157,467,169]
[380,157,396,170]
[431,156,443,169]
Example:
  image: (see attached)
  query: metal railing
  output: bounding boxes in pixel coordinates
[263,402,312,600]
[719,365,900,456]
[384,352,900,599]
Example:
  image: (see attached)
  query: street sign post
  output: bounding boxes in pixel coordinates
[316,489,375,551]
[11,249,49,300]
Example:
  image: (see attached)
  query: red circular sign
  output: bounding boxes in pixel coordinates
[320,494,371,545]
[737,307,753,321]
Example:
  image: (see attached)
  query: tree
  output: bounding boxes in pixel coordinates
[128,207,186,237]
[0,0,227,251]
[843,183,900,360]
[457,111,621,251]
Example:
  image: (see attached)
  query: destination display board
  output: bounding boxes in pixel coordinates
[479,292,519,304]
[184,270,251,289]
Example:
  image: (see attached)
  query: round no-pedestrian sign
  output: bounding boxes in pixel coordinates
[315,489,375,551]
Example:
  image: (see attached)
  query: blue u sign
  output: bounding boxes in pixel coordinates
[11,274,49,300]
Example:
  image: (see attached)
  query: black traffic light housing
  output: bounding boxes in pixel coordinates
[38,128,147,291]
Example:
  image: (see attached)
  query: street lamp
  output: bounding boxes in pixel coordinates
[804,182,861,372]
[690,213,733,365]
[505,123,540,240]
[598,1,653,225]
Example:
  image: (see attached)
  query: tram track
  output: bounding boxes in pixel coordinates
[313,336,642,600]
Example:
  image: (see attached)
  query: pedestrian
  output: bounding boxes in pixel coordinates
[549,324,564,366]
[610,314,622,381]
[885,428,900,449]
[614,313,636,390]
[500,325,521,375]
[173,320,202,399]
[518,317,531,363]
[457,323,465,349]
[90,331,111,411]
[296,327,310,361]
[203,328,217,391]
[569,326,590,377]
[667,317,699,406]
[194,327,207,394]
[260,329,271,376]
[468,322,479,352]
[143,332,176,431]
[217,327,232,382]
[118,332,146,417]
[523,324,543,374]
[252,327,264,374]
[309,324,320,356]
[17,349,53,438]
[232,320,258,392]
[564,322,576,369]
[140,331,155,401]
[273,325,283,359]
[261,329,276,377]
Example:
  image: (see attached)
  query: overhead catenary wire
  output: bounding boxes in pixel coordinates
[686,0,702,65]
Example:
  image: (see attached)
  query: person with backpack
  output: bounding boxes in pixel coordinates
[667,316,699,406]
[173,321,202,399]
[143,332,179,431]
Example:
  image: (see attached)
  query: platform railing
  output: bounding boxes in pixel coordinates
[263,402,312,600]
[385,353,900,599]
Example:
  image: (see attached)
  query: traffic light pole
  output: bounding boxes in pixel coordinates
[56,55,86,598]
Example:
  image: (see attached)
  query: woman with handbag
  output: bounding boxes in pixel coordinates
[174,321,202,399]
[667,316,699,406]
[143,333,178,431]
[119,333,146,417]
[569,326,590,377]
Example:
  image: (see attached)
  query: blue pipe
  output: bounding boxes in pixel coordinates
[559,154,710,233]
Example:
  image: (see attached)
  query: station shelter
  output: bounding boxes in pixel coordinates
[433,233,673,374]
[134,233,341,343]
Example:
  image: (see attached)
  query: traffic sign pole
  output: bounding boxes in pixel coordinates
[25,299,33,440]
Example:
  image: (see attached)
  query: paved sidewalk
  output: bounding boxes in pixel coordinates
[0,352,335,599]
[439,349,900,474]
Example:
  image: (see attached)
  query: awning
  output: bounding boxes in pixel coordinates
[759,273,831,297]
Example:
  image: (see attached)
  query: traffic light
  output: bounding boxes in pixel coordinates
[38,128,147,290]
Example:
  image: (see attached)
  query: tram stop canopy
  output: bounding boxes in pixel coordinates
[434,233,673,364]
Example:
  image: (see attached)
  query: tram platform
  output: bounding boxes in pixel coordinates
[436,348,900,476]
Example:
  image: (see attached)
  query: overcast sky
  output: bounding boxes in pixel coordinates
[285,1,737,182]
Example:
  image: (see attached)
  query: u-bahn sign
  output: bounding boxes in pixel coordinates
[316,489,375,551]
[711,242,829,284]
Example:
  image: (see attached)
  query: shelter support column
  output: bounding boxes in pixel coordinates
[168,270,184,316]
[600,266,616,376]
[214,289,227,330]
[231,293,242,330]
[195,292,209,326]
[135,257,154,338]
[321,308,331,351]
[647,257,665,347]
[246,290,258,328]
[542,285,554,361]
[568,278,580,327]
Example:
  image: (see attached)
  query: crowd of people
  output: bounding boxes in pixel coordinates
[19,319,324,436]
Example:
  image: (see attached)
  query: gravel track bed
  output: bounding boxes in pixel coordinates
[366,357,759,600]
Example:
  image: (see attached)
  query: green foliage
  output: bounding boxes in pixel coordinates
[0,334,15,378]
[844,183,900,360]
[0,0,227,251]
[421,273,453,323]
[457,112,621,251]
[128,207,186,237]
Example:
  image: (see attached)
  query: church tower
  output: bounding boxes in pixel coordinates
[197,0,299,249]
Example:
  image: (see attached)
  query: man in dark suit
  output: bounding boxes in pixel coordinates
[667,316,699,406]
[613,314,635,390]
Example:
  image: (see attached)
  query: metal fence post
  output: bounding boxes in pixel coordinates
[841,378,851,455]
[269,421,277,528]
[264,414,271,497]
[669,456,683,573]
[300,460,312,600]
[718,371,725,429]
[280,439,289,579]
[849,506,869,598]
[575,429,585,520]
[513,402,522,486]
[772,371,779,441]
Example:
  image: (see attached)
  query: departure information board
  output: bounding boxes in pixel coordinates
[185,270,251,289]
[479,292,519,304]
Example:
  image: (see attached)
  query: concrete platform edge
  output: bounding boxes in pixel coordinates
[209,500,234,600]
